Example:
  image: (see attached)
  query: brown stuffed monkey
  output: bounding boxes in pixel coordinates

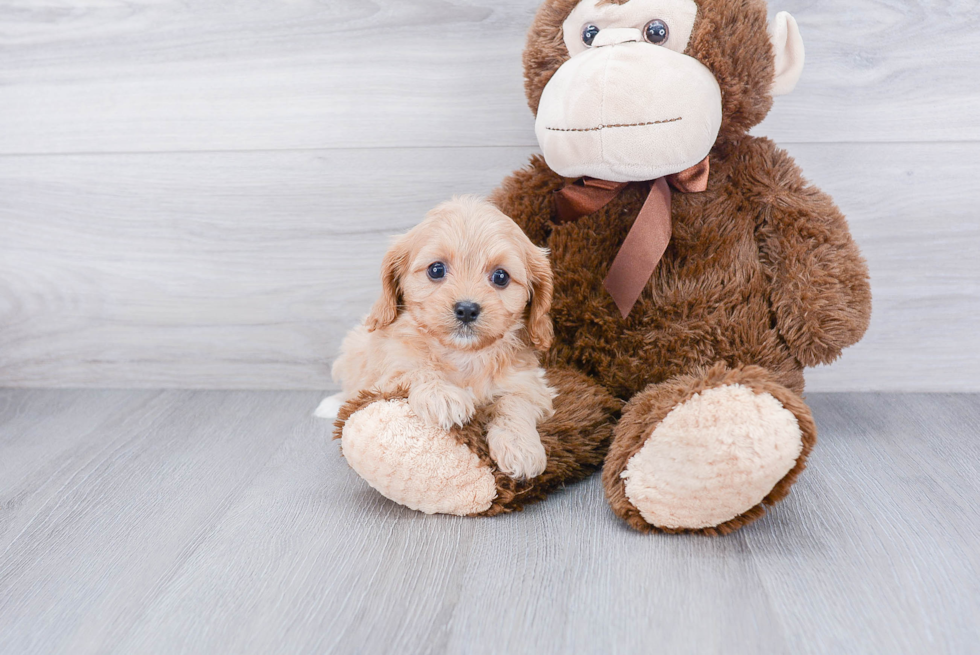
[335,0,871,535]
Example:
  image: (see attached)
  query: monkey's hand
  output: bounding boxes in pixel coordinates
[755,141,872,367]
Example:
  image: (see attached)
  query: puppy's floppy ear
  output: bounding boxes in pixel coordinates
[525,244,554,350]
[365,236,409,332]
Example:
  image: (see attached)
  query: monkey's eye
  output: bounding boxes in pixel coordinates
[582,24,600,47]
[643,19,669,45]
[427,262,446,280]
[490,269,510,288]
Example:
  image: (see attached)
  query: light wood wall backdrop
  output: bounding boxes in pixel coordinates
[1,0,978,391]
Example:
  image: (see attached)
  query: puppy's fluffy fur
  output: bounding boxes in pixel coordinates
[333,196,557,479]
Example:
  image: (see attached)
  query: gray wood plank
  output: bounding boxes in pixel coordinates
[0,146,532,390]
[114,405,480,655]
[754,0,980,145]
[0,0,534,154]
[0,389,319,655]
[2,142,978,391]
[746,393,980,654]
[0,0,976,155]
[0,391,977,654]
[0,389,162,514]
[439,490,788,655]
[785,142,980,392]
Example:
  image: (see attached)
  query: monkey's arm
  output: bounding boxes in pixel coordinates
[489,154,564,246]
[754,142,872,367]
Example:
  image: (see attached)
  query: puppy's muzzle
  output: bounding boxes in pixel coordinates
[453,301,481,325]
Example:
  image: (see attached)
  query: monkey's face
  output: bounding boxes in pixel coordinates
[535,0,721,182]
[527,0,805,182]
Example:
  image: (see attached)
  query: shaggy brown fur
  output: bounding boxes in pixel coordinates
[334,368,621,515]
[492,0,871,533]
[491,138,871,401]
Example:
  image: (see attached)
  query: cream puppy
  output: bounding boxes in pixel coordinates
[332,196,556,480]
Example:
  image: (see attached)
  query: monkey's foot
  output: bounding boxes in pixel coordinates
[334,369,619,517]
[603,364,816,535]
[339,399,498,515]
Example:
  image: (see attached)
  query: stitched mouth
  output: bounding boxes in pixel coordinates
[545,117,682,133]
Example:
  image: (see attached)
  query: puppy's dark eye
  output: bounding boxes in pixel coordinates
[643,19,669,45]
[491,269,510,288]
[427,262,446,280]
[582,24,600,47]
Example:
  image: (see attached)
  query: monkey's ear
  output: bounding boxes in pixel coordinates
[364,238,409,332]
[525,246,554,351]
[769,12,805,97]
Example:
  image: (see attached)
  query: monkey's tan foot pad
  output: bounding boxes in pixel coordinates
[339,399,498,516]
[622,384,804,531]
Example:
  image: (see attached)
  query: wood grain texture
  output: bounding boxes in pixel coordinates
[0,147,530,389]
[1,0,977,390]
[0,389,316,654]
[0,0,977,155]
[2,142,978,391]
[785,142,980,392]
[1,390,978,654]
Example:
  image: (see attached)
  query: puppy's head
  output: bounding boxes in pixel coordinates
[365,196,553,352]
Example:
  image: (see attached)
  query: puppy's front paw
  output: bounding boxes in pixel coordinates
[408,382,476,431]
[487,425,548,480]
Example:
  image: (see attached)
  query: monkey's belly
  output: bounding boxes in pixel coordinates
[549,281,803,399]
[542,169,804,398]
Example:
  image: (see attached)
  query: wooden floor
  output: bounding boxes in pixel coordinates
[1,390,978,654]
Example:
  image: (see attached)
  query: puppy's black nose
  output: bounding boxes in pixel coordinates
[454,301,481,324]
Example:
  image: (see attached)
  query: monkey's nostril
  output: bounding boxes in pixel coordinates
[454,301,481,324]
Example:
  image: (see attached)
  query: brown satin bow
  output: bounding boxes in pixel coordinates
[554,156,710,318]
